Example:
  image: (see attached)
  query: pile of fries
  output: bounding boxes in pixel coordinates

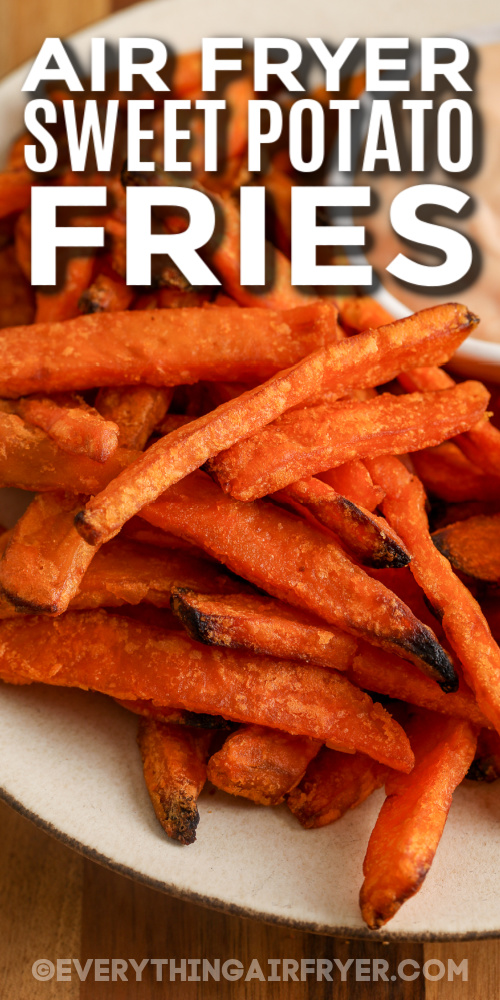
[0,51,499,931]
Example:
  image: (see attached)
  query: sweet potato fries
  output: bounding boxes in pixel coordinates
[0,68,499,933]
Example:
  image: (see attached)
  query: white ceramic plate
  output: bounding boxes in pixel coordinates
[1,0,500,940]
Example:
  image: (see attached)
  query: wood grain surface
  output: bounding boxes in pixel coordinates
[0,2,499,997]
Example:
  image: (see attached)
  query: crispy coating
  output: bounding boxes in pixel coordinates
[207,725,321,805]
[141,472,455,688]
[0,303,337,398]
[170,588,357,670]
[411,442,500,503]
[367,455,500,733]
[0,495,240,616]
[137,719,213,844]
[360,710,477,929]
[209,383,489,500]
[0,493,94,615]
[432,513,500,583]
[75,304,477,546]
[341,295,500,479]
[95,386,172,450]
[0,412,136,493]
[466,729,500,782]
[274,477,410,568]
[318,461,385,512]
[287,747,388,828]
[0,610,414,771]
[349,642,490,729]
[15,395,119,463]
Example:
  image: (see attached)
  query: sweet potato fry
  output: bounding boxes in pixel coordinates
[466,729,500,782]
[411,442,500,503]
[0,492,95,615]
[0,246,34,327]
[117,698,231,730]
[206,725,321,805]
[432,513,500,583]
[170,589,357,670]
[69,540,245,612]
[35,255,95,322]
[140,471,456,688]
[366,454,500,732]
[348,642,490,729]
[78,272,134,313]
[15,394,119,463]
[0,412,136,493]
[75,304,477,546]
[0,169,32,218]
[359,710,477,929]
[317,461,385,512]
[120,517,212,557]
[287,747,388,828]
[209,383,489,500]
[273,477,410,568]
[0,302,337,397]
[155,413,193,435]
[0,610,414,771]
[0,492,240,617]
[95,386,172,450]
[341,295,500,478]
[137,719,213,844]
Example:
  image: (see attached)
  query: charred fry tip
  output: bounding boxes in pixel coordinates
[398,629,458,693]
[0,586,60,616]
[73,510,100,546]
[170,590,215,644]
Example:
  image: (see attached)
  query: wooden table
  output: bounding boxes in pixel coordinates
[1,2,500,996]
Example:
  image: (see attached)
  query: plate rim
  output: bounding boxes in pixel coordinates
[2,781,498,944]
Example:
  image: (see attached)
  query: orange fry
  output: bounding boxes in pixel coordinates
[15,394,119,463]
[0,611,414,771]
[466,729,500,782]
[432,513,500,583]
[209,382,489,500]
[95,385,172,450]
[170,588,357,670]
[79,272,134,313]
[341,295,500,478]
[0,411,135,493]
[0,302,337,397]
[137,719,213,844]
[207,725,321,805]
[0,493,239,617]
[318,461,385,511]
[360,710,477,929]
[348,642,490,729]
[411,442,500,503]
[117,698,231,730]
[35,255,95,322]
[0,169,32,218]
[0,246,34,328]
[287,747,388,829]
[75,304,477,547]
[141,471,456,688]
[367,454,500,733]
[273,477,410,568]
